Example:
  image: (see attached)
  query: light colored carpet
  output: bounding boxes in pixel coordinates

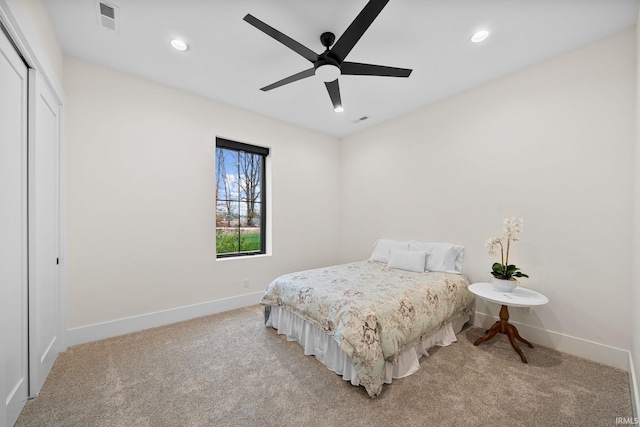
[16,305,632,427]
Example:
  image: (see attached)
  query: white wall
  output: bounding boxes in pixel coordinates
[340,29,636,352]
[64,56,341,328]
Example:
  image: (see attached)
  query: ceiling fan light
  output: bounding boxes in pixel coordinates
[470,30,489,43]
[315,64,341,82]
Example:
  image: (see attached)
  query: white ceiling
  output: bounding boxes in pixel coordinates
[44,0,637,138]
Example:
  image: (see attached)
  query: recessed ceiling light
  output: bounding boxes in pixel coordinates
[471,30,490,43]
[170,39,189,51]
[334,106,344,113]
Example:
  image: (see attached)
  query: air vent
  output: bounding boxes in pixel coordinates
[95,1,120,33]
[351,116,370,124]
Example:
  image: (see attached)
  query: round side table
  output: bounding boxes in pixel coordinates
[468,282,549,363]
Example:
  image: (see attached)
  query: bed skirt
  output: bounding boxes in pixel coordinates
[266,306,469,387]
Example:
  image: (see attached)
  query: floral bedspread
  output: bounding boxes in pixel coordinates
[261,260,474,397]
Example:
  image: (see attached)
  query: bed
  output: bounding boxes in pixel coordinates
[261,239,475,397]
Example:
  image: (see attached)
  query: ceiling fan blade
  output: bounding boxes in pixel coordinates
[330,0,390,62]
[341,62,412,77]
[260,68,316,91]
[324,79,342,110]
[244,14,318,62]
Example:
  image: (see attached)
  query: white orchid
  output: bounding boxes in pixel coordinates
[503,217,524,241]
[484,237,503,256]
[487,217,529,280]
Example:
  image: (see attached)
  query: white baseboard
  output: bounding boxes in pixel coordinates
[473,311,629,371]
[67,292,264,347]
[629,352,640,419]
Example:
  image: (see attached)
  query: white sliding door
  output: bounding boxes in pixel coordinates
[0,26,29,427]
[28,69,62,398]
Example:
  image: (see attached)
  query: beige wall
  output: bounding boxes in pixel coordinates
[64,56,341,327]
[340,29,636,351]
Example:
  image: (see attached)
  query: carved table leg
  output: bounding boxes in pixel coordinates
[473,304,533,363]
[474,321,501,346]
[510,324,534,348]
[505,324,528,363]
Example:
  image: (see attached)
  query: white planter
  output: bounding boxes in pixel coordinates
[491,277,518,293]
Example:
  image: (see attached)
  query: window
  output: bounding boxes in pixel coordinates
[215,137,268,258]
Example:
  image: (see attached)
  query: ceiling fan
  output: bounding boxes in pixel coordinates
[243,0,412,112]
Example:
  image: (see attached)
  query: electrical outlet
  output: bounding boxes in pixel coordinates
[520,306,531,315]
[243,278,249,288]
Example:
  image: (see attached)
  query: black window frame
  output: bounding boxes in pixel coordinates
[215,137,269,258]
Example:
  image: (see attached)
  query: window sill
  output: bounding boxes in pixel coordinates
[216,253,271,261]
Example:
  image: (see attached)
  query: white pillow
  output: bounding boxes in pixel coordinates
[387,248,427,273]
[408,241,464,273]
[370,239,409,263]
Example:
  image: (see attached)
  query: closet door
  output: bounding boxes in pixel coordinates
[0,27,29,427]
[28,70,62,397]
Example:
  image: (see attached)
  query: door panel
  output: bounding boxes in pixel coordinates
[28,70,61,397]
[0,27,29,427]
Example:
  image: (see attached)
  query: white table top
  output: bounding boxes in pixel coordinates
[468,282,549,307]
